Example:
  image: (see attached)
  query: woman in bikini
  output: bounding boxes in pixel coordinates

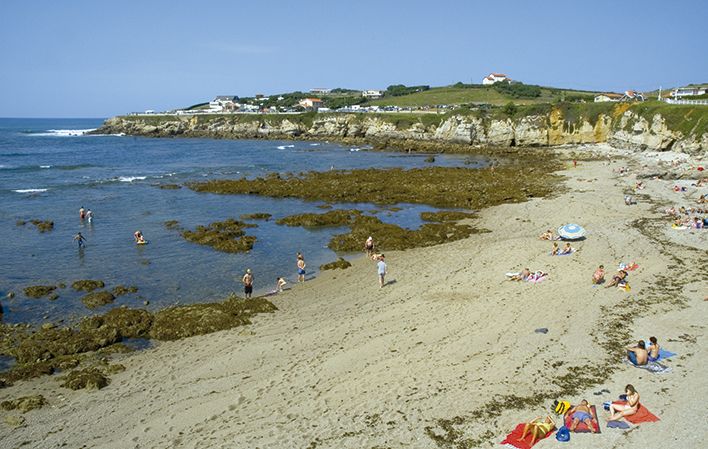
[517,415,556,445]
[608,384,640,422]
[560,242,574,255]
[551,242,560,256]
[605,270,628,288]
[592,265,605,284]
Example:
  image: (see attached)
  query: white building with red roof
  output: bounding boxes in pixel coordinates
[482,73,511,85]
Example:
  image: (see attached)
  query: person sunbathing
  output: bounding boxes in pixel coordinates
[510,268,531,281]
[567,399,598,432]
[560,243,574,255]
[517,415,556,445]
[627,340,648,366]
[539,229,554,240]
[605,270,628,288]
[647,336,660,362]
[608,384,640,422]
[592,265,605,284]
[551,242,560,256]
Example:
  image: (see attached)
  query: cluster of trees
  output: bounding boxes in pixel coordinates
[492,82,542,98]
[385,84,431,97]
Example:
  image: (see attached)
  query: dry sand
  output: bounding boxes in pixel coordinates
[1,145,706,448]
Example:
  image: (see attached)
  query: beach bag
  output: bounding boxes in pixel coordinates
[552,400,570,415]
[556,426,570,442]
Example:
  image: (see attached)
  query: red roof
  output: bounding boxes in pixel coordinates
[491,73,508,77]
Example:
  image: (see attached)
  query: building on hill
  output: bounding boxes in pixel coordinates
[298,98,323,110]
[310,88,332,94]
[209,96,239,112]
[362,89,384,99]
[621,90,644,102]
[482,73,511,85]
[594,93,623,102]
[671,85,707,98]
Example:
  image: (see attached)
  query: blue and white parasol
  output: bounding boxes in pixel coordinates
[557,223,586,240]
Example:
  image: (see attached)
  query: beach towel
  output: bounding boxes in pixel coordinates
[645,344,677,361]
[551,249,576,256]
[564,405,601,433]
[607,420,630,429]
[612,401,660,424]
[500,423,554,449]
[527,273,548,284]
[624,359,672,374]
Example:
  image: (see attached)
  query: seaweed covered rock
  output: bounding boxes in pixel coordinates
[320,258,353,270]
[328,215,481,252]
[240,213,272,221]
[149,297,277,341]
[164,220,180,230]
[420,211,476,222]
[276,209,361,227]
[71,280,105,292]
[159,184,181,189]
[80,308,153,339]
[13,326,120,364]
[1,395,46,413]
[112,285,139,296]
[181,219,257,253]
[17,219,54,232]
[81,291,115,309]
[61,367,109,390]
[23,285,57,298]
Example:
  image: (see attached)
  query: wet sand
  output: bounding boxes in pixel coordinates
[1,145,706,448]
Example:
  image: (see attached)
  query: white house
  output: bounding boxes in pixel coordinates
[310,88,332,94]
[209,95,238,112]
[621,90,644,102]
[362,89,384,99]
[482,73,511,85]
[671,85,707,98]
[298,98,324,110]
[594,93,623,102]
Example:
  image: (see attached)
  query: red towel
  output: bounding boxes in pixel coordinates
[612,401,660,424]
[500,423,554,449]
[564,405,601,433]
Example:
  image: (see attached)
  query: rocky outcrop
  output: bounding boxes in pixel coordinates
[95,107,707,154]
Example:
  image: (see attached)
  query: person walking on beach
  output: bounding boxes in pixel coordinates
[377,254,387,288]
[73,232,86,248]
[242,269,254,299]
[365,236,375,257]
[297,253,306,283]
[79,206,86,220]
[86,209,93,223]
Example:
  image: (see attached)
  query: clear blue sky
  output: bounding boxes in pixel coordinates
[1,0,705,117]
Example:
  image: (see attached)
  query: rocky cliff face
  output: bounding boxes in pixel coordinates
[96,109,707,154]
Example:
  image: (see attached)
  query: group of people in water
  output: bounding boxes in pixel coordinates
[72,206,148,248]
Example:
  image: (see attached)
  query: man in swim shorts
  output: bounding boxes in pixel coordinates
[73,232,86,248]
[567,399,597,432]
[296,254,306,283]
[626,340,648,366]
[242,269,253,299]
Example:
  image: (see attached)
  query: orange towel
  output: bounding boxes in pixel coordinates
[612,401,660,424]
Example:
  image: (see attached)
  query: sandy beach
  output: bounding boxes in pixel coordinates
[1,145,706,448]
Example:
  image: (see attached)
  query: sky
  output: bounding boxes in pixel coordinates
[0,0,706,118]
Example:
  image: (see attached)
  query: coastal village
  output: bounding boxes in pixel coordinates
[132,73,708,116]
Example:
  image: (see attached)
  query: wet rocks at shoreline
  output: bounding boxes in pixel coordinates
[181,219,257,253]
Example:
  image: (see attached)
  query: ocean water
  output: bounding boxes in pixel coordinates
[0,118,485,325]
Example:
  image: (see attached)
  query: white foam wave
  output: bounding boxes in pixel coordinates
[117,176,147,182]
[276,145,286,150]
[13,188,48,193]
[309,143,320,146]
[40,165,51,169]
[349,148,361,152]
[32,129,96,137]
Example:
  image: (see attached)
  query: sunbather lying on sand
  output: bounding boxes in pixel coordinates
[517,416,556,445]
[539,229,555,240]
[567,400,598,432]
[605,270,628,288]
[509,268,531,281]
[608,384,640,422]
[559,243,575,255]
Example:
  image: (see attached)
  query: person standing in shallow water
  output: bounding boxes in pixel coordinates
[377,254,387,288]
[79,206,85,220]
[242,269,253,299]
[297,253,306,283]
[86,209,93,223]
[73,232,86,248]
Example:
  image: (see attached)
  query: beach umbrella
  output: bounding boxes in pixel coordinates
[557,223,586,240]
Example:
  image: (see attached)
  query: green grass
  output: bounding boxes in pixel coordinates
[367,85,598,107]
[627,101,708,137]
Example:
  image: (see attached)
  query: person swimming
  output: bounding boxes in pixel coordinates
[134,230,146,244]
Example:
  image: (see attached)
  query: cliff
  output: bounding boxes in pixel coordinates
[95,102,708,154]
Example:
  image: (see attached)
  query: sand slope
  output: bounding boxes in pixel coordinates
[1,147,706,448]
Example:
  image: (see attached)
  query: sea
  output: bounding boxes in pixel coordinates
[0,118,485,325]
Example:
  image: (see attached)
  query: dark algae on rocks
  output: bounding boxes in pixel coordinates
[71,280,105,292]
[319,258,352,270]
[23,285,58,299]
[80,291,116,309]
[276,210,361,227]
[181,218,257,253]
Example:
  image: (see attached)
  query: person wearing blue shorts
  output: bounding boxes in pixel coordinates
[566,399,597,432]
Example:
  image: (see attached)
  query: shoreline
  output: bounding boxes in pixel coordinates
[0,144,706,447]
